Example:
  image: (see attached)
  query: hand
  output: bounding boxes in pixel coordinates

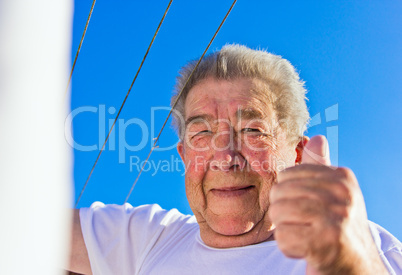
[269,135,387,274]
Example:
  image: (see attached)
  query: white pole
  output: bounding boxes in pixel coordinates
[0,0,72,274]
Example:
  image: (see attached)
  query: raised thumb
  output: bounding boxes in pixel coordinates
[301,135,331,166]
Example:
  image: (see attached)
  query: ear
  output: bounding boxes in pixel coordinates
[295,136,309,164]
[177,141,185,161]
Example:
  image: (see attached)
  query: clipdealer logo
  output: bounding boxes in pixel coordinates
[64,105,181,164]
[64,103,339,174]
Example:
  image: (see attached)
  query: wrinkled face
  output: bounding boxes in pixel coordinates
[177,77,296,240]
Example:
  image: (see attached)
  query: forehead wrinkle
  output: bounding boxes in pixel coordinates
[185,93,204,115]
[185,114,215,128]
[235,107,266,121]
[186,99,272,127]
[184,77,276,129]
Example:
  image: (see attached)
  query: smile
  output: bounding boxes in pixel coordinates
[210,186,255,198]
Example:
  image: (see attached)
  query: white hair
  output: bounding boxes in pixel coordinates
[171,44,309,145]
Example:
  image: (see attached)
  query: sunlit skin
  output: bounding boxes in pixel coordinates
[177,77,299,248]
[176,77,388,274]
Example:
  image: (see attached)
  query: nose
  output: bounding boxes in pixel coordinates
[210,130,246,171]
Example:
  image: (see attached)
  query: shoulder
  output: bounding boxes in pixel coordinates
[368,221,402,273]
[80,202,197,234]
[79,203,198,274]
[369,221,402,253]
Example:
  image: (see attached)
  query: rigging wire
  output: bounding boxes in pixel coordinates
[75,0,174,208]
[66,0,97,95]
[124,0,238,204]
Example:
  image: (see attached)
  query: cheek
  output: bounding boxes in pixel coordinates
[187,135,211,152]
[183,148,209,177]
[182,147,209,196]
[241,135,277,151]
[242,145,280,175]
[183,150,209,212]
[241,136,292,174]
[184,177,204,203]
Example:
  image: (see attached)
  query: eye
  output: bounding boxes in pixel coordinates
[197,130,211,134]
[191,130,212,138]
[241,128,261,133]
[241,128,268,136]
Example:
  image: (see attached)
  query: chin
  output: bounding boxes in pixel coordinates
[208,213,258,236]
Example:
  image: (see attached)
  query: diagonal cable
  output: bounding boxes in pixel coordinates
[75,0,174,208]
[66,0,97,95]
[124,0,238,204]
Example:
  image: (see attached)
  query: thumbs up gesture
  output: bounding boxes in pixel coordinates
[269,135,387,274]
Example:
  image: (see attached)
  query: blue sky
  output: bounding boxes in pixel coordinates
[70,1,402,240]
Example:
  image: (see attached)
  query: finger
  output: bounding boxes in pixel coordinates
[302,135,331,166]
[274,223,311,259]
[278,164,334,183]
[269,197,323,225]
[270,177,350,205]
[269,197,348,226]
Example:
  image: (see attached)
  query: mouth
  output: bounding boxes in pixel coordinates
[210,185,255,198]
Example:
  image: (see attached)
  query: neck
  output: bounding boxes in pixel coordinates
[198,217,275,248]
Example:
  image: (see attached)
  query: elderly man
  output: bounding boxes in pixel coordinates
[69,45,402,274]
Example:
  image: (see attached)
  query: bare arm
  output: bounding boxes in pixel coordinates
[67,209,92,275]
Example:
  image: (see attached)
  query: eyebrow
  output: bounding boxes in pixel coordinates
[235,108,266,120]
[185,108,266,126]
[185,114,214,127]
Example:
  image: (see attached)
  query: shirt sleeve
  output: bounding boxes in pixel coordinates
[369,221,402,274]
[79,202,189,275]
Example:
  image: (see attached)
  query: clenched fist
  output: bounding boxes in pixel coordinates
[269,135,387,274]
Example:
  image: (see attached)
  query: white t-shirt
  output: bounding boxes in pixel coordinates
[80,202,402,275]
